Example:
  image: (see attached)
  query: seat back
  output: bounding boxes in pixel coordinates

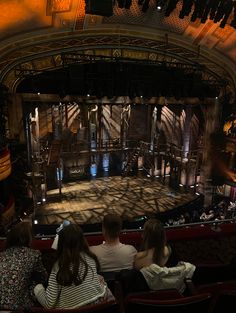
[192,264,236,286]
[125,292,212,313]
[28,300,119,313]
[0,311,24,313]
[211,291,236,313]
[196,281,236,313]
[197,280,236,294]
[125,289,184,301]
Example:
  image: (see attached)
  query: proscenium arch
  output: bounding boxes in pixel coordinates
[0,28,235,94]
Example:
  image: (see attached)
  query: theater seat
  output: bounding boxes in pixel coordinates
[125,289,184,301]
[0,310,24,313]
[124,292,212,313]
[28,300,119,313]
[196,280,236,294]
[192,263,236,286]
[196,281,236,313]
[211,291,236,313]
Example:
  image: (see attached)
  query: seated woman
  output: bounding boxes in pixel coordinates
[134,219,172,269]
[34,224,114,309]
[0,221,47,310]
[133,219,195,294]
[118,219,195,295]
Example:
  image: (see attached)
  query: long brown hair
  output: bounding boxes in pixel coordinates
[6,221,32,249]
[56,224,100,286]
[141,219,167,265]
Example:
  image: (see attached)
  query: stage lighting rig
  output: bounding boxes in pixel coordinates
[141,0,150,12]
[230,1,236,28]
[165,0,179,16]
[125,0,132,8]
[179,0,194,19]
[117,0,125,8]
[220,0,233,28]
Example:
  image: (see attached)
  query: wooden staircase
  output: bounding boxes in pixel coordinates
[47,140,62,167]
[46,140,62,190]
[122,141,148,176]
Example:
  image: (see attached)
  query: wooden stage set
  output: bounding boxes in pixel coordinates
[35,176,196,225]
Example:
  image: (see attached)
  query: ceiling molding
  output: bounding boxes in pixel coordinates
[0,28,235,96]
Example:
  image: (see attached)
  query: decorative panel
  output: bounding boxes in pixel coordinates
[47,0,72,15]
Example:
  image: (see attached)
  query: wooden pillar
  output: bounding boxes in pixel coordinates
[65,103,68,128]
[120,103,130,149]
[200,98,222,207]
[98,104,102,150]
[183,105,193,157]
[150,106,157,151]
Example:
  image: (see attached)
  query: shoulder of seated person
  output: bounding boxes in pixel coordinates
[165,244,172,256]
[135,250,148,259]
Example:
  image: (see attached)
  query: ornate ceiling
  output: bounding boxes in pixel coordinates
[0,0,235,94]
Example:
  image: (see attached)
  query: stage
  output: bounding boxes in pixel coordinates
[34,176,197,225]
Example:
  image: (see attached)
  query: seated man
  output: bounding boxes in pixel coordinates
[90,213,137,273]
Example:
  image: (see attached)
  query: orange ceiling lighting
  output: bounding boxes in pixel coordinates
[0,0,50,32]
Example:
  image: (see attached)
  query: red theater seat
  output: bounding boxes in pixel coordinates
[195,281,236,313]
[28,300,119,313]
[124,292,212,313]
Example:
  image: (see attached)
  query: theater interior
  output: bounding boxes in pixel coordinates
[1,1,236,310]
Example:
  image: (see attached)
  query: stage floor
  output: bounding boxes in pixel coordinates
[35,176,197,225]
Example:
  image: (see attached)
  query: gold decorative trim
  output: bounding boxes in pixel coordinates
[46,0,72,15]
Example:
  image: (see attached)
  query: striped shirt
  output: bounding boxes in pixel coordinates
[34,253,106,308]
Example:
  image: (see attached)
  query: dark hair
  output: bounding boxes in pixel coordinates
[56,224,100,286]
[103,213,122,239]
[6,221,32,249]
[141,219,166,265]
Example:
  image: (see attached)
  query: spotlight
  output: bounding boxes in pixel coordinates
[156,0,165,12]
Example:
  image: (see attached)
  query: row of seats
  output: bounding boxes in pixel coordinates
[2,282,236,313]
[1,221,236,312]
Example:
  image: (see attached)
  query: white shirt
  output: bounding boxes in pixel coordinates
[90,242,137,272]
[140,261,196,293]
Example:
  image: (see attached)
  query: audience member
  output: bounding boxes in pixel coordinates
[119,218,194,295]
[134,218,172,269]
[34,224,114,309]
[135,219,195,293]
[90,213,137,272]
[0,221,47,310]
[140,259,196,294]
